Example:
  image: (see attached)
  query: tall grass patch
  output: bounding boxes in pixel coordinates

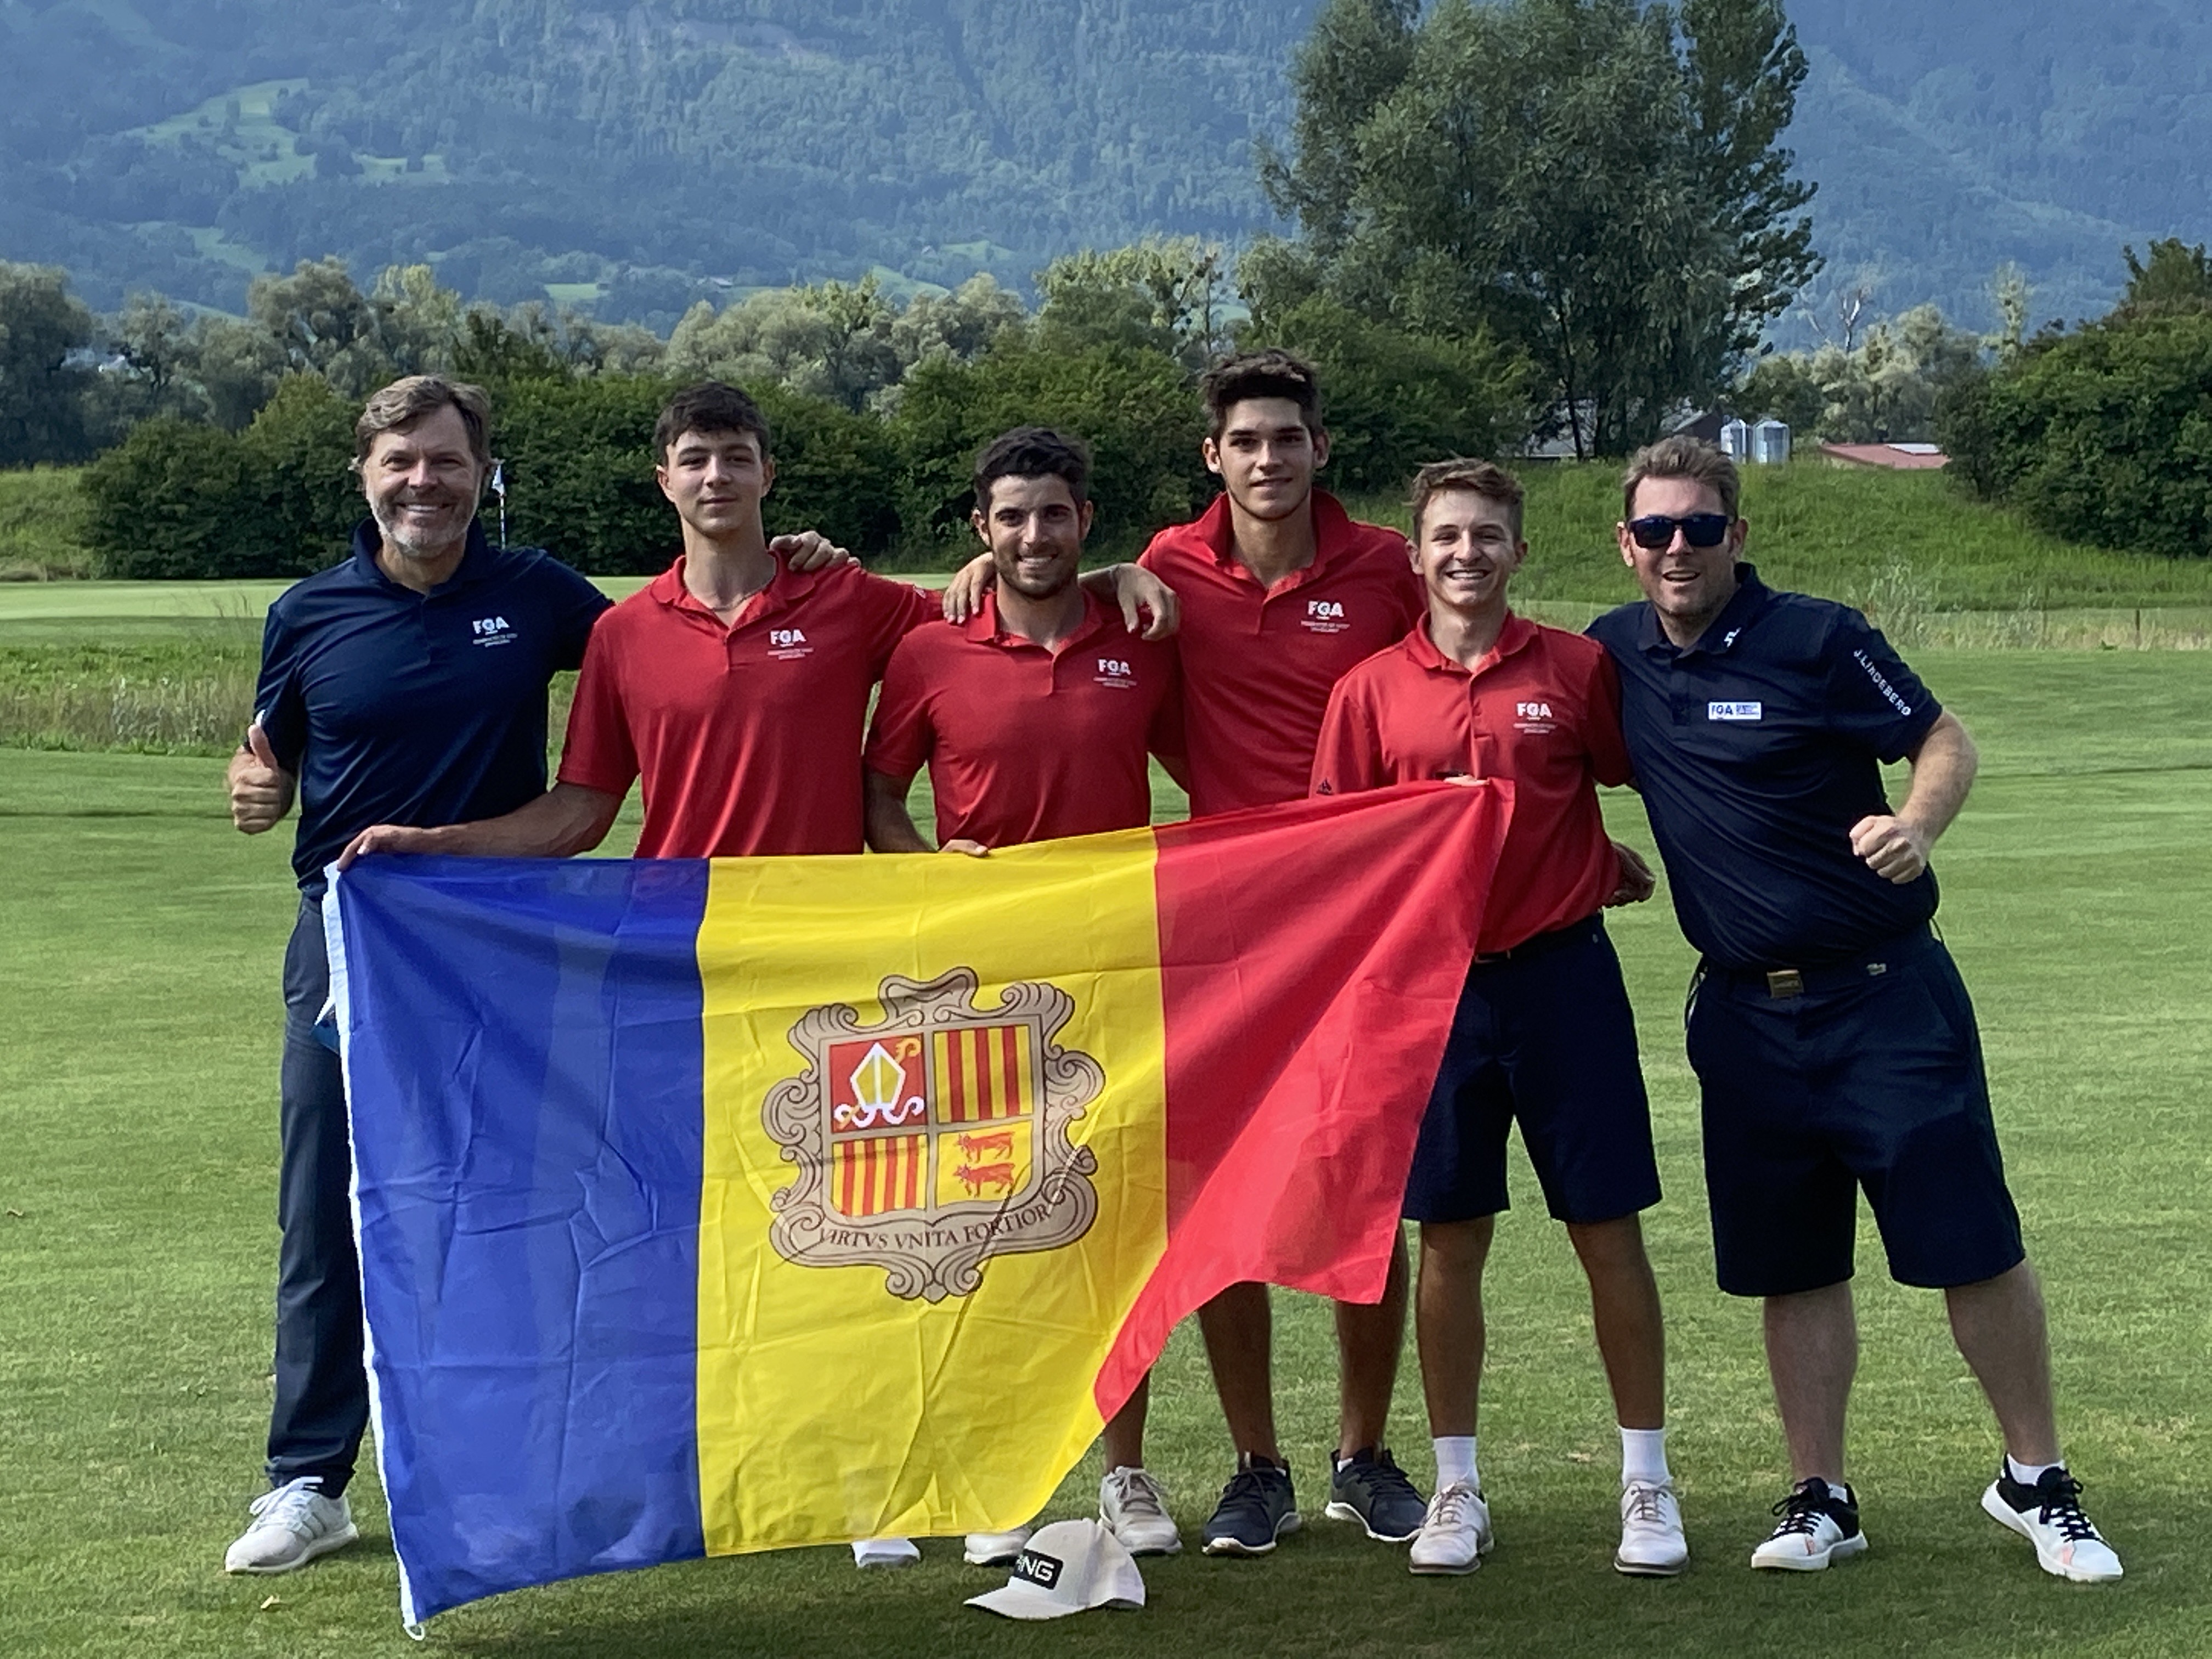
[0,634,258,755]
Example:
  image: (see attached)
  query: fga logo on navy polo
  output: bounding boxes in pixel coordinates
[1708,701,1762,721]
[471,615,516,647]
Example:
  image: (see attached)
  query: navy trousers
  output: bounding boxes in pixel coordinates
[267,895,367,1495]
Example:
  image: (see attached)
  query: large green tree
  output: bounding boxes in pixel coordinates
[0,262,96,465]
[1260,0,1819,456]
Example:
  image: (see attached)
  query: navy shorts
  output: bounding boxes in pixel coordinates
[1687,926,2025,1298]
[1403,915,1661,1226]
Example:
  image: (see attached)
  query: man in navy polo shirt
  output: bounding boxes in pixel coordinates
[221,374,609,1575]
[1586,435,2121,1584]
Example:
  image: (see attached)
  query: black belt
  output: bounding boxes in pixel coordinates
[1473,915,1601,966]
[1708,922,1937,999]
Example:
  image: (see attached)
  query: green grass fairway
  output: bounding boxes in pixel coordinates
[2,653,2209,1656]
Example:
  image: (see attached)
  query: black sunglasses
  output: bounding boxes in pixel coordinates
[1626,512,1732,550]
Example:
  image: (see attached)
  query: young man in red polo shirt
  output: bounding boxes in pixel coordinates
[1311,458,1685,1579]
[864,426,1186,1566]
[342,382,1171,866]
[1130,349,1432,1556]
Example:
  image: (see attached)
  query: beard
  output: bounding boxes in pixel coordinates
[997,549,1081,600]
[372,492,476,563]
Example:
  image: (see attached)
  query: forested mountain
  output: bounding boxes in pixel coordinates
[2,0,2207,336]
[1783,0,2212,336]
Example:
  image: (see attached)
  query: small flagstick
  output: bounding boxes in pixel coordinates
[490,460,509,550]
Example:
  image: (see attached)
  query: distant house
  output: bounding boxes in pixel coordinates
[1818,442,1949,471]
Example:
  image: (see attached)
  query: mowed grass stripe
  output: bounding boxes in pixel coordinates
[0,651,2208,1656]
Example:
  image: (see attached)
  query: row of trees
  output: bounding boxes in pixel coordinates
[72,238,1531,577]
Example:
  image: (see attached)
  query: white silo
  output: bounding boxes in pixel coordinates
[1751,419,1791,464]
[1721,418,1750,460]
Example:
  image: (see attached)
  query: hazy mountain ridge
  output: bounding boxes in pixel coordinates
[1,0,2205,337]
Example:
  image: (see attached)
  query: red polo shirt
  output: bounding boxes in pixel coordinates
[1138,490,1423,818]
[1311,613,1632,953]
[558,556,938,856]
[865,590,1184,849]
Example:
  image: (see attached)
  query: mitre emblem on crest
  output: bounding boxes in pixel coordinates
[762,968,1103,1302]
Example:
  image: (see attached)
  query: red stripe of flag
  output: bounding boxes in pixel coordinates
[999,1026,1021,1118]
[1093,782,1515,1421]
[945,1028,967,1125]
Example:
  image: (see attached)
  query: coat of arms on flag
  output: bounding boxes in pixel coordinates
[762,967,1103,1301]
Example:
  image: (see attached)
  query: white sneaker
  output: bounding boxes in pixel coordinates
[851,1537,919,1570]
[962,1524,1034,1566]
[1408,1479,1493,1576]
[1100,1466,1181,1556]
[1615,1479,1689,1576]
[1750,1477,1867,1571]
[223,1476,359,1574]
[1981,1466,2123,1583]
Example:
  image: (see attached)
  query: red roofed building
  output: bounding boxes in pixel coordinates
[1818,442,1950,471]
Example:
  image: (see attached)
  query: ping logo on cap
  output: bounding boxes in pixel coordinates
[1011,1548,1064,1589]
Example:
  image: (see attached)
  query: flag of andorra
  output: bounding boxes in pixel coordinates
[326,783,1512,1627]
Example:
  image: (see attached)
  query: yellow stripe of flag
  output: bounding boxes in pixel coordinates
[695,834,1169,1553]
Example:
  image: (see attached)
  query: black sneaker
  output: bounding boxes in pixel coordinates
[1324,1446,1427,1544]
[1201,1455,1301,1556]
[1981,1465,2123,1582]
[1749,1476,1867,1571]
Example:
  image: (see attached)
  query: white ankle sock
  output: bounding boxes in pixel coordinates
[2006,1454,2062,1486]
[1620,1426,1671,1488]
[1433,1435,1479,1489]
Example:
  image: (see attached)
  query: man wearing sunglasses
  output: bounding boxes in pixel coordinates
[1585,436,2121,1584]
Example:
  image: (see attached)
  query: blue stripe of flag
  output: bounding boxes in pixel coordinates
[330,856,709,1624]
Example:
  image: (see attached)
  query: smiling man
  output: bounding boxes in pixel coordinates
[1311,459,1681,1580]
[1132,350,1431,1558]
[223,375,612,1575]
[1585,435,2123,1583]
[862,427,1187,1568]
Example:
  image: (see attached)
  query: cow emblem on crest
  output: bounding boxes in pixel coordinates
[763,968,1102,1301]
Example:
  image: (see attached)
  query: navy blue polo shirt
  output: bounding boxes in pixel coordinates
[1586,565,1943,970]
[253,520,610,892]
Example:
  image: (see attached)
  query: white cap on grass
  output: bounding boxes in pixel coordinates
[965,1519,1146,1620]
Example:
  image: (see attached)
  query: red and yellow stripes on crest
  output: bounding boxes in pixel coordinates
[831,1133,927,1218]
[931,1023,1035,1124]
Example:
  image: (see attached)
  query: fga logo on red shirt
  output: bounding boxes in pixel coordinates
[768,627,812,661]
[1094,657,1135,689]
[1514,698,1556,733]
[1304,600,1349,634]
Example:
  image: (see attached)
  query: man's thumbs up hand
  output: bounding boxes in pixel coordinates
[229,719,295,834]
